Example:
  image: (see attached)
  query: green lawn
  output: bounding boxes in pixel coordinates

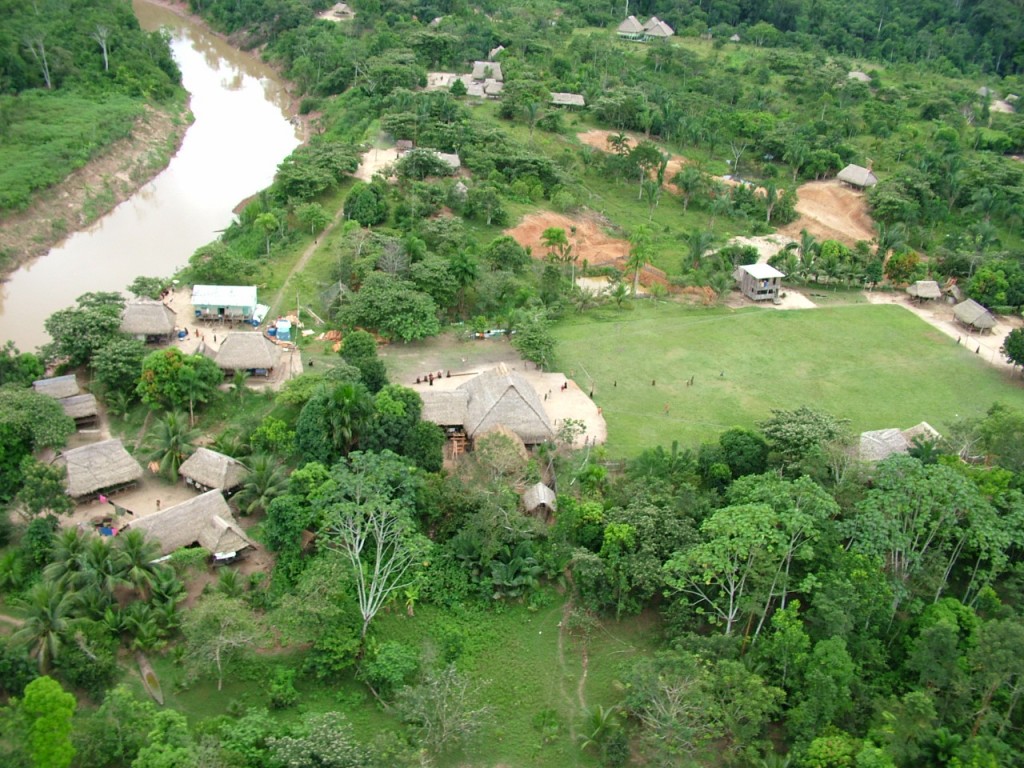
[552,301,1024,456]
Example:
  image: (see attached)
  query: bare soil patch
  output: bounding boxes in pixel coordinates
[778,179,876,246]
[0,103,190,278]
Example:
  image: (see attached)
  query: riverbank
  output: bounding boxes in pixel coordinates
[0,100,192,280]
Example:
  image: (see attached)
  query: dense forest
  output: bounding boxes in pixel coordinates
[2,0,1024,766]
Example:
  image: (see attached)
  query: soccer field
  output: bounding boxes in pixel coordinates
[551,302,1024,456]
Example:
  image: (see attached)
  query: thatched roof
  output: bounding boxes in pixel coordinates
[903,421,940,443]
[488,45,505,60]
[859,428,909,462]
[954,299,996,330]
[483,80,504,97]
[56,439,143,498]
[179,447,248,491]
[847,70,871,83]
[837,164,878,188]
[551,92,585,107]
[60,394,98,420]
[906,280,942,299]
[643,16,674,37]
[125,490,253,557]
[729,34,741,42]
[420,390,469,426]
[617,15,644,34]
[471,61,502,81]
[120,300,177,336]
[523,482,556,513]
[434,151,461,170]
[461,364,554,444]
[213,332,281,371]
[33,375,80,400]
[977,86,995,97]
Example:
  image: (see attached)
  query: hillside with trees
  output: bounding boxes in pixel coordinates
[2,0,1024,766]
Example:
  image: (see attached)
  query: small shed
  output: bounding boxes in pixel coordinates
[212,332,281,375]
[191,285,258,323]
[617,15,645,40]
[953,299,996,333]
[120,300,177,343]
[56,438,143,500]
[837,164,878,189]
[906,280,942,301]
[551,92,585,108]
[523,482,556,520]
[124,490,254,560]
[471,61,503,82]
[33,374,80,400]
[60,394,99,429]
[733,263,784,302]
[179,447,248,494]
[729,33,741,42]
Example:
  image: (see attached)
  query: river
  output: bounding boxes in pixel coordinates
[0,0,300,352]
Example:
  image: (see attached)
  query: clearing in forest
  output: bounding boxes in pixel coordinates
[779,179,876,246]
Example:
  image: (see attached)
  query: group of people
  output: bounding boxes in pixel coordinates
[416,370,450,385]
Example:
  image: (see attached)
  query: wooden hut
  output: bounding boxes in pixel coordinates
[33,374,80,400]
[523,482,556,521]
[125,490,253,561]
[471,61,503,82]
[212,332,281,376]
[954,299,996,333]
[837,164,878,189]
[60,394,99,429]
[643,16,675,39]
[906,280,942,301]
[120,300,177,343]
[179,447,248,495]
[56,439,143,500]
[551,92,586,108]
[616,15,645,40]
[733,263,784,302]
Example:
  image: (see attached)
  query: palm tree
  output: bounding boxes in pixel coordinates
[683,229,715,270]
[116,530,165,599]
[673,166,705,212]
[231,370,250,402]
[233,453,288,516]
[145,411,200,481]
[43,528,89,588]
[215,568,245,599]
[627,225,653,297]
[13,581,76,672]
[75,536,128,602]
[327,382,374,457]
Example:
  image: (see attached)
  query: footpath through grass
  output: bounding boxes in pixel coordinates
[552,301,1024,456]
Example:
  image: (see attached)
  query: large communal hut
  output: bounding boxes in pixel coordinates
[56,439,143,500]
[212,332,281,376]
[120,300,177,343]
[124,490,253,561]
[953,299,996,333]
[179,447,248,494]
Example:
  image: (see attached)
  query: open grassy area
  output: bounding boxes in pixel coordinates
[552,301,1024,456]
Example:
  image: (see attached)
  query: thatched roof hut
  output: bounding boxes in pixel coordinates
[179,447,248,493]
[523,482,556,518]
[837,164,878,188]
[488,45,505,60]
[213,332,281,373]
[954,299,996,332]
[125,490,253,558]
[420,390,469,427]
[617,15,645,37]
[33,375,80,400]
[643,16,675,38]
[471,61,503,81]
[859,422,940,462]
[461,364,554,445]
[56,439,143,499]
[551,92,585,107]
[847,71,871,83]
[120,300,177,341]
[60,394,98,426]
[906,280,942,300]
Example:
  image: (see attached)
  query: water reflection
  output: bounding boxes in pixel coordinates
[0,0,299,351]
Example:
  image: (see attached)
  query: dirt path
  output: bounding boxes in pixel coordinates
[779,180,876,246]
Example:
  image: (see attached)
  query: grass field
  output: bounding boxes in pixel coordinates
[552,301,1024,456]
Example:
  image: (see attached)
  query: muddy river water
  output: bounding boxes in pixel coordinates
[0,0,300,351]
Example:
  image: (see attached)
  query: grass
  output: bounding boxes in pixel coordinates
[551,300,1024,456]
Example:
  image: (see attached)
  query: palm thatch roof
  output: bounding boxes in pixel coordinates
[420,390,469,426]
[471,61,502,81]
[33,375,80,400]
[523,482,556,514]
[643,17,675,37]
[954,299,996,330]
[906,280,942,299]
[847,71,871,83]
[179,447,248,491]
[60,393,98,420]
[56,439,143,498]
[125,490,253,557]
[488,45,505,60]
[903,421,940,443]
[859,428,909,462]
[120,300,177,337]
[617,15,644,34]
[461,364,554,444]
[551,92,586,107]
[213,332,281,371]
[837,164,878,188]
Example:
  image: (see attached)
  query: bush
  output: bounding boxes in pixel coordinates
[360,641,419,698]
[268,668,299,709]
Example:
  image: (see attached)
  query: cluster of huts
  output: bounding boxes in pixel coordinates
[616,15,675,41]
[33,374,98,430]
[905,281,998,334]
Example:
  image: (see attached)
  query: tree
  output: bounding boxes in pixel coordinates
[296,201,330,235]
[43,292,125,368]
[144,411,199,481]
[673,166,706,212]
[395,665,492,756]
[181,594,262,691]
[15,458,74,521]
[295,381,374,465]
[19,676,76,768]
[319,451,428,641]
[1001,327,1024,371]
[339,330,388,393]
[136,348,223,422]
[254,212,279,256]
[511,311,555,369]
[268,712,369,768]
[233,453,288,515]
[0,341,44,387]
[91,24,110,71]
[132,710,197,768]
[758,405,849,473]
[340,272,440,342]
[683,229,715,271]
[13,582,76,673]
[91,337,146,397]
[464,184,506,226]
[116,529,166,599]
[627,226,653,297]
[343,182,389,226]
[483,235,530,273]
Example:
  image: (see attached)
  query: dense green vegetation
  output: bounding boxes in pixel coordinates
[0,0,182,212]
[3,0,1024,766]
